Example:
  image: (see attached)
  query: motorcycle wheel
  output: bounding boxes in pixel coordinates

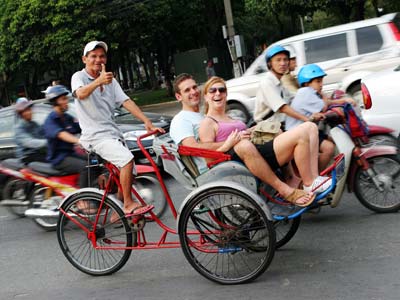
[30,186,60,231]
[133,174,167,219]
[2,178,30,217]
[354,154,400,213]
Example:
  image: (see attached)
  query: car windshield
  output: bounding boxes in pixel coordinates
[244,50,268,76]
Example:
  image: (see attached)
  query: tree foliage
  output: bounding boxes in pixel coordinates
[0,0,398,104]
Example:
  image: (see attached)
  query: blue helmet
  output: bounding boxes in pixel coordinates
[42,85,70,104]
[265,45,290,64]
[297,64,327,86]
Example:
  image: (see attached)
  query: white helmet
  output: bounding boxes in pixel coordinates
[284,45,297,59]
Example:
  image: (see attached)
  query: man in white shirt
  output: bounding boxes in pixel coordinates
[71,41,164,216]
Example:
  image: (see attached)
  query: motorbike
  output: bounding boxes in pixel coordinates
[316,103,399,212]
[0,156,167,231]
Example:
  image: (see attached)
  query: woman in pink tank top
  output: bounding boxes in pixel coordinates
[198,76,332,207]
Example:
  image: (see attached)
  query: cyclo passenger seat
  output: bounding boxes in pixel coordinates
[152,133,258,192]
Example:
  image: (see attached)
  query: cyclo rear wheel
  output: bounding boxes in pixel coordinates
[57,192,133,275]
[178,186,275,284]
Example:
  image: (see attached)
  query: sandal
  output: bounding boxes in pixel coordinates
[125,204,154,217]
[284,189,316,207]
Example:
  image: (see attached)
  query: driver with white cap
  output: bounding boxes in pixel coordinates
[71,41,164,217]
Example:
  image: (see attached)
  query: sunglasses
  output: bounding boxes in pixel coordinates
[208,87,227,94]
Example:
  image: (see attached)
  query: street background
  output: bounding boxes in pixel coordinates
[1,176,399,300]
[141,101,181,116]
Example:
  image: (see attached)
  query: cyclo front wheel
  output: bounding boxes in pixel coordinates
[178,186,275,284]
[57,192,133,275]
[274,216,301,249]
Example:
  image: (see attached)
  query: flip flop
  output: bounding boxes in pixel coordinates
[125,204,154,217]
[285,189,316,207]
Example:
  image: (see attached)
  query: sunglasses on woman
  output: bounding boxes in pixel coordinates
[208,87,227,94]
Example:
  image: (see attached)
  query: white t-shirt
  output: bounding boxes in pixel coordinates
[170,110,208,173]
[170,110,204,145]
[254,72,287,123]
[285,87,325,131]
[71,68,129,142]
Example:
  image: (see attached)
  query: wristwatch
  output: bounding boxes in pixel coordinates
[309,115,315,122]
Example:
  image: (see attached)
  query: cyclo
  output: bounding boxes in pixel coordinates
[56,130,343,284]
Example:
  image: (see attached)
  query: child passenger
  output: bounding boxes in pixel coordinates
[285,64,356,170]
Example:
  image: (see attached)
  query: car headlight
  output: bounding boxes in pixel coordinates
[123,130,153,141]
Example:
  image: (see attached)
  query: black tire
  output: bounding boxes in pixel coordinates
[274,216,301,249]
[30,186,60,231]
[258,183,301,249]
[348,83,362,106]
[227,102,250,124]
[354,155,400,213]
[57,192,132,275]
[134,174,167,219]
[178,186,275,284]
[2,178,30,217]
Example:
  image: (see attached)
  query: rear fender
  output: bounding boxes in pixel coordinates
[368,125,394,135]
[341,71,372,92]
[58,187,122,209]
[347,145,398,192]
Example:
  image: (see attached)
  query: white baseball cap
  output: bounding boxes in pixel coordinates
[83,41,108,56]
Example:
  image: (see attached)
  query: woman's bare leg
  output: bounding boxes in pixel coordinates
[273,122,319,186]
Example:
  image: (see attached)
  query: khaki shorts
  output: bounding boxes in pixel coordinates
[81,138,133,168]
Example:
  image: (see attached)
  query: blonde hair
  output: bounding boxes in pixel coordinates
[202,76,227,114]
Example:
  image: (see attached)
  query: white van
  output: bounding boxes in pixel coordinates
[226,12,400,123]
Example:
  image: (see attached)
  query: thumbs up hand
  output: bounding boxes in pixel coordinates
[96,63,113,86]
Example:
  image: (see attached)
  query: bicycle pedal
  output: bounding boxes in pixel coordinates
[130,217,146,232]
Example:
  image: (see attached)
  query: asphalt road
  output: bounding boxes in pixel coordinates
[1,176,399,300]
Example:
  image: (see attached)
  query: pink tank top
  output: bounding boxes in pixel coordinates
[207,116,247,142]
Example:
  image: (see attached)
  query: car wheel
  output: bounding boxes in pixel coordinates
[348,83,362,106]
[227,102,250,124]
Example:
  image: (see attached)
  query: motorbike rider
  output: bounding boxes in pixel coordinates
[14,98,47,164]
[42,85,92,188]
[254,45,324,124]
[253,45,330,192]
[285,64,356,170]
